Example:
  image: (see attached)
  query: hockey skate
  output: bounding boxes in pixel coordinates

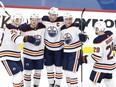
[49,84,54,87]
[33,85,38,87]
[54,85,60,87]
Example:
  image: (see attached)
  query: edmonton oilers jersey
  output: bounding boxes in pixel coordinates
[61,23,83,52]
[42,16,64,51]
[90,31,116,73]
[20,23,46,60]
[0,24,24,61]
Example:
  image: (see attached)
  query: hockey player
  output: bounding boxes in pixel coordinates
[42,7,64,87]
[82,21,116,87]
[61,13,88,87]
[0,14,36,87]
[19,14,46,87]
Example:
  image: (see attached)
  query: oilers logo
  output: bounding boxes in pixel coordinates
[47,26,58,37]
[34,35,41,46]
[64,33,72,45]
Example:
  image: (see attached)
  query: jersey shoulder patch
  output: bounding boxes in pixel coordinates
[56,16,63,22]
[105,31,113,35]
[61,25,66,31]
[6,24,18,30]
[71,23,79,27]
[93,31,113,44]
[42,16,50,21]
[37,23,46,29]
[61,23,79,31]
[19,23,31,32]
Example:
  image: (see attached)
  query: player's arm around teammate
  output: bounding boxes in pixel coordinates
[61,13,88,87]
[0,14,35,87]
[19,13,46,87]
[42,7,64,87]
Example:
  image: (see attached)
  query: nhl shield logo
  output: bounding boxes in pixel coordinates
[26,63,29,66]
[47,26,58,37]
[34,35,41,46]
[64,33,72,45]
[12,67,16,71]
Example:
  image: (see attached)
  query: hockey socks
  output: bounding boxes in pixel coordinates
[55,66,63,86]
[65,70,78,87]
[46,66,63,86]
[33,70,41,86]
[13,72,24,87]
[24,70,32,87]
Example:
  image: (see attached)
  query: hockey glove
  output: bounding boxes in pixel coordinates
[79,33,88,42]
[24,36,36,44]
[82,55,88,63]
[79,55,88,65]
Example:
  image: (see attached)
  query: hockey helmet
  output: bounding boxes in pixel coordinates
[63,13,72,20]
[30,13,40,19]
[94,21,106,31]
[48,7,59,14]
[11,14,23,22]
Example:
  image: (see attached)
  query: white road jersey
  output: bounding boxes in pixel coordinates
[0,24,24,61]
[42,16,64,51]
[88,31,116,73]
[20,23,45,60]
[61,23,83,53]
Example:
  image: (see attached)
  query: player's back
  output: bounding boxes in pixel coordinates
[93,31,116,73]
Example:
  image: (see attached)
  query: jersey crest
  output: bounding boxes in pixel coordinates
[34,35,42,46]
[64,33,72,45]
[47,26,58,37]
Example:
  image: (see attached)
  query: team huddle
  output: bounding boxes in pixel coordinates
[0,7,116,87]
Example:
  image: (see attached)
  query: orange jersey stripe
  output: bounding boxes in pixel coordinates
[0,51,20,57]
[91,55,101,61]
[94,63,116,69]
[94,72,101,83]
[45,40,64,47]
[64,41,82,49]
[23,49,43,55]
[70,80,78,83]
[11,34,19,42]
[73,51,80,72]
[3,60,12,76]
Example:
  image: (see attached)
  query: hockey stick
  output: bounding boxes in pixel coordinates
[0,1,10,17]
[80,8,85,87]
[80,8,85,33]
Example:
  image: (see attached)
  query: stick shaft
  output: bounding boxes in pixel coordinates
[80,8,85,85]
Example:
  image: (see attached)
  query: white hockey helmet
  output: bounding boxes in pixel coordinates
[48,7,59,14]
[30,13,40,19]
[11,14,23,22]
[94,21,106,31]
[63,13,73,20]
